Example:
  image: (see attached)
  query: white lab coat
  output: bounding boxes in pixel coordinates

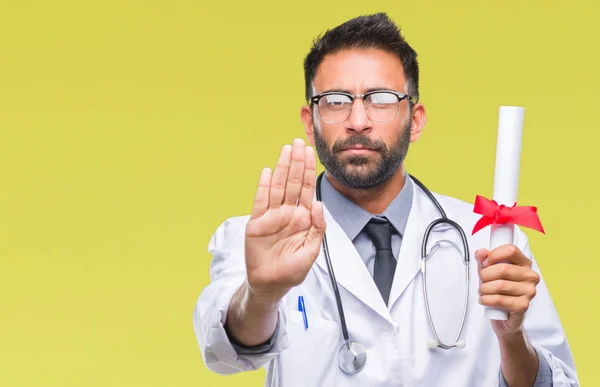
[193,182,579,386]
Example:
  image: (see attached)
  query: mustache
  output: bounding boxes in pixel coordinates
[331,135,387,153]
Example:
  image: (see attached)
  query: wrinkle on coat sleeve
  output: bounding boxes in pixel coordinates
[192,216,290,374]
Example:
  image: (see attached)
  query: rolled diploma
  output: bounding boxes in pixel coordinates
[485,106,524,321]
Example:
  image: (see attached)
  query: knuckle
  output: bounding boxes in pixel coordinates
[529,284,537,299]
[495,280,508,293]
[479,272,490,283]
[497,264,509,277]
[304,163,316,172]
[271,182,285,190]
[491,281,501,293]
[505,244,519,256]
[291,153,305,162]
[276,161,289,170]
[478,283,488,295]
[519,298,530,311]
[287,176,303,185]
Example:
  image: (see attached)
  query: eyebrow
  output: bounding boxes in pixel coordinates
[320,86,398,94]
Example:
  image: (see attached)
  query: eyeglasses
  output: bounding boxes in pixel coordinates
[310,90,417,124]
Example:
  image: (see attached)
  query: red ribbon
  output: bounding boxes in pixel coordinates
[472,195,545,235]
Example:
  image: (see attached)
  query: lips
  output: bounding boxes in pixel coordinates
[333,137,382,154]
[340,145,374,151]
[339,147,377,156]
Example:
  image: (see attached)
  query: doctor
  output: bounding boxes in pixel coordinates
[193,13,578,386]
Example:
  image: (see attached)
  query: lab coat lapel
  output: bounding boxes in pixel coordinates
[313,203,391,322]
[387,180,440,309]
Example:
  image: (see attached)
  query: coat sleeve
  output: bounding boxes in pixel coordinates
[508,228,580,386]
[192,216,290,374]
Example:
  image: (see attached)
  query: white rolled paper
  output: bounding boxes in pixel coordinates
[484,106,525,321]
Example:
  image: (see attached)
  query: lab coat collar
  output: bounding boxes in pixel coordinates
[386,178,441,310]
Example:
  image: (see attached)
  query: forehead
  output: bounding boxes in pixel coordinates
[313,48,407,94]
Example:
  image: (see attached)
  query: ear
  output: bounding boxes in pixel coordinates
[409,102,427,143]
[300,105,317,147]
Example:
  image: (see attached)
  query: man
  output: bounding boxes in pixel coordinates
[193,13,578,386]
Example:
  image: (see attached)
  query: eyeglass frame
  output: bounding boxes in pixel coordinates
[309,89,418,124]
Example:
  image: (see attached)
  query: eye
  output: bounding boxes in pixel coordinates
[368,92,397,107]
[321,94,352,110]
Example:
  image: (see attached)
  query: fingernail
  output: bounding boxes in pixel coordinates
[482,259,489,267]
[477,297,482,305]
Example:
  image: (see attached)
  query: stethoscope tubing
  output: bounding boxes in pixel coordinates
[315,171,471,372]
[316,173,352,343]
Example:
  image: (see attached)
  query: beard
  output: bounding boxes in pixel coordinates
[313,117,412,190]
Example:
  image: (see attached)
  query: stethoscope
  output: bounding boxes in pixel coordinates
[315,172,471,375]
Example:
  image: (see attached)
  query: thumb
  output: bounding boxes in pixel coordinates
[305,201,326,260]
[474,248,489,264]
[474,248,489,278]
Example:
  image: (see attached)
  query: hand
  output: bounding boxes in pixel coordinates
[244,138,326,303]
[475,245,540,337]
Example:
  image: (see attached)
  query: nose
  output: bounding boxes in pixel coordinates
[345,98,372,133]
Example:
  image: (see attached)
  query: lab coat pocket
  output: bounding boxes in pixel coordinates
[278,310,340,387]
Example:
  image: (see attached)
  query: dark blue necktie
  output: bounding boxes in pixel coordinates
[364,217,396,306]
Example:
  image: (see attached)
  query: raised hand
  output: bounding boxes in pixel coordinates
[244,138,326,302]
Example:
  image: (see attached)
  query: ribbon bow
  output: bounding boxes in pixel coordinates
[472,195,545,235]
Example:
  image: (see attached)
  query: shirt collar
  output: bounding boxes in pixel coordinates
[319,171,414,241]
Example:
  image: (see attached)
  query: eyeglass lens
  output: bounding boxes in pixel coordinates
[317,92,400,123]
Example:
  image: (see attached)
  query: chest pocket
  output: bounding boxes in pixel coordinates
[276,307,340,387]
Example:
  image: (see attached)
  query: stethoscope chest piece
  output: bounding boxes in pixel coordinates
[338,341,367,374]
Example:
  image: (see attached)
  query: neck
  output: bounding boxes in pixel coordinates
[325,165,407,214]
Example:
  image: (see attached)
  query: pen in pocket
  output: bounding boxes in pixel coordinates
[297,296,308,329]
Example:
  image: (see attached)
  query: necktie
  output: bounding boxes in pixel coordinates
[364,217,397,306]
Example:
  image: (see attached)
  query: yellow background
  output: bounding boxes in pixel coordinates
[0,1,597,386]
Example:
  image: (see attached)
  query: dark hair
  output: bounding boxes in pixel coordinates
[303,13,419,103]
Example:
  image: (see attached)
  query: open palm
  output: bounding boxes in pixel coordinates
[245,139,326,300]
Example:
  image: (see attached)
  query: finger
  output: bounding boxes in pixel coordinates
[485,244,531,267]
[311,200,327,230]
[269,145,292,208]
[304,201,326,261]
[474,248,489,264]
[478,294,531,314]
[283,138,306,204]
[479,263,540,284]
[250,167,272,219]
[299,145,317,209]
[479,279,537,298]
[475,248,489,277]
